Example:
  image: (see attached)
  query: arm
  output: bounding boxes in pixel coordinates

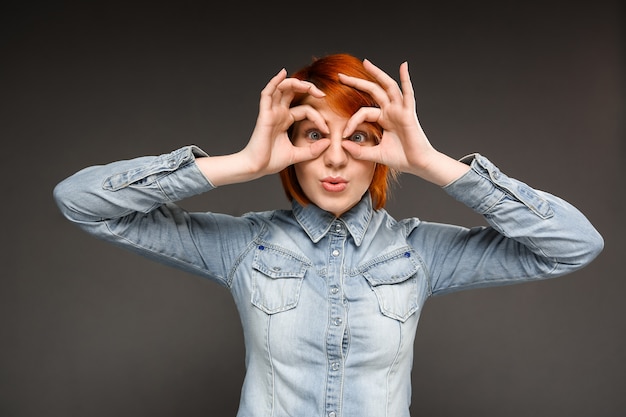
[53,69,331,284]
[52,146,250,285]
[422,153,603,294]
[339,59,603,291]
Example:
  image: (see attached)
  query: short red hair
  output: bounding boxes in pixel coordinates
[279,53,395,210]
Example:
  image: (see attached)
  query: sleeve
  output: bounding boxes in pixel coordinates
[52,145,260,287]
[412,153,604,296]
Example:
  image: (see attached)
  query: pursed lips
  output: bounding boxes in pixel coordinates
[321,176,348,192]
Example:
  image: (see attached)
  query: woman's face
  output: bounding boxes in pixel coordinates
[292,97,377,217]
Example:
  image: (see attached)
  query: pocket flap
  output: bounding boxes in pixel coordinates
[361,250,419,286]
[252,245,308,279]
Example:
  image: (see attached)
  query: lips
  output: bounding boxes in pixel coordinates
[321,177,347,192]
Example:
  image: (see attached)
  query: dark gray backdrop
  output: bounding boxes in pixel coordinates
[2,1,624,416]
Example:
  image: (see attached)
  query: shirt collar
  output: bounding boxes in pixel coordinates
[292,193,373,246]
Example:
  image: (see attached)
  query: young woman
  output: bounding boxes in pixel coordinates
[53,53,603,417]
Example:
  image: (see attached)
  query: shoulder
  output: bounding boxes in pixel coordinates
[242,208,294,224]
[373,208,422,235]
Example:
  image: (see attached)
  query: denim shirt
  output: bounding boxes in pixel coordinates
[53,145,603,417]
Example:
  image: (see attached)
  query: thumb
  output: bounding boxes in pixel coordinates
[342,141,378,163]
[291,139,330,164]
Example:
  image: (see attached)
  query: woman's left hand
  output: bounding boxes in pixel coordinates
[339,59,469,185]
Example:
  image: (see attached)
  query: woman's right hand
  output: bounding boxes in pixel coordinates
[197,69,330,186]
[242,69,331,176]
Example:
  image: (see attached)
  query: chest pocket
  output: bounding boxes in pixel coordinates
[251,245,309,314]
[361,249,423,322]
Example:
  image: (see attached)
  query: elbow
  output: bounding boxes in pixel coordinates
[567,227,604,272]
[52,179,69,214]
[586,228,605,264]
[52,177,83,222]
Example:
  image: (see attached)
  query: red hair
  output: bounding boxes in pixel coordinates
[279,53,395,210]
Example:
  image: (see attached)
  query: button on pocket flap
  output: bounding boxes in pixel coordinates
[252,246,308,279]
[361,250,419,286]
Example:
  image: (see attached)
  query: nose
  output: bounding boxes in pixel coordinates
[323,136,348,167]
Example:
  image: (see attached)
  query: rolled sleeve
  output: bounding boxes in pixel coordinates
[54,145,215,221]
[444,153,553,219]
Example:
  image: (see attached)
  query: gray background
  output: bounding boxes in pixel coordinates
[2,1,624,416]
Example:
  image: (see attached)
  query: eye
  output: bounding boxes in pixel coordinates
[306,129,323,141]
[349,131,369,144]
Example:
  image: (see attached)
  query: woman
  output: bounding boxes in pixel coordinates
[53,53,603,417]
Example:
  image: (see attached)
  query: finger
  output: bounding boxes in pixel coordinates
[291,138,331,163]
[290,104,330,134]
[276,78,326,107]
[278,78,325,96]
[260,68,288,109]
[262,68,288,94]
[362,59,404,103]
[300,80,326,98]
[398,61,416,109]
[341,140,380,163]
[342,107,382,137]
[338,72,390,107]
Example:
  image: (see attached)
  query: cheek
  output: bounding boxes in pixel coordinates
[293,162,312,188]
[363,162,377,182]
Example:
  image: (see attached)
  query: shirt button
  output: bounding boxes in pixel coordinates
[329,413,337,417]
[331,362,340,371]
[332,249,340,257]
[330,286,339,294]
[333,317,342,326]
[334,224,342,232]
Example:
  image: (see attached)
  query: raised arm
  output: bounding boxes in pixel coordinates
[338,58,603,291]
[52,69,333,284]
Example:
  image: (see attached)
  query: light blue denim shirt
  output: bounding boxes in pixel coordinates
[53,145,603,417]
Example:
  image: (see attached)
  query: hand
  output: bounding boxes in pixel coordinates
[241,69,331,177]
[338,59,468,185]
